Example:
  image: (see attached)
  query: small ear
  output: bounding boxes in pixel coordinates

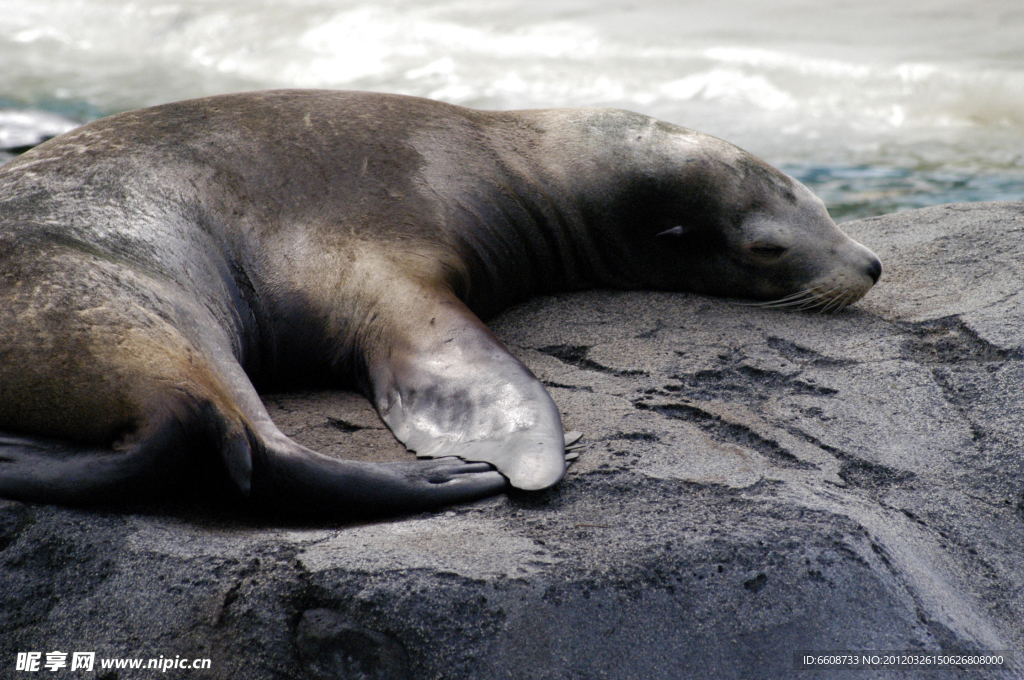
[656,225,691,238]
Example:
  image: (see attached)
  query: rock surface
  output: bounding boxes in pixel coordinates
[1,202,1022,679]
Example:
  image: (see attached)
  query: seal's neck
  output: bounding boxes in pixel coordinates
[424,107,748,314]
[491,109,736,294]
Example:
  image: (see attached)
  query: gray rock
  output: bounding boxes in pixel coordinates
[1,202,1021,679]
[295,609,410,680]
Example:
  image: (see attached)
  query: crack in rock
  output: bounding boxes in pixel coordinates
[766,336,858,367]
[743,572,768,593]
[327,418,366,433]
[900,316,1023,364]
[661,365,837,403]
[538,344,648,377]
[782,425,915,491]
[607,432,661,443]
[541,380,594,393]
[635,402,817,470]
[834,454,916,491]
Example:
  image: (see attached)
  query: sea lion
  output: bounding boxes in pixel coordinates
[0,90,881,517]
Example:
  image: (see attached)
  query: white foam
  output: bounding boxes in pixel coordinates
[661,69,796,111]
[0,0,1021,188]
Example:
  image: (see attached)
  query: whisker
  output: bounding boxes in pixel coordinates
[751,296,806,309]
[742,285,828,309]
[841,291,857,311]
[823,289,856,314]
[819,296,842,315]
[738,283,867,313]
[822,287,849,312]
[764,297,816,310]
[771,289,819,304]
[741,286,824,307]
[799,286,837,311]
[840,289,860,310]
[805,287,844,313]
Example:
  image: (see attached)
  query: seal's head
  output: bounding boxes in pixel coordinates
[598,119,882,311]
[659,166,881,312]
[720,180,882,312]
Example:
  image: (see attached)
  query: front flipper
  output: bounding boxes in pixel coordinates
[368,286,567,490]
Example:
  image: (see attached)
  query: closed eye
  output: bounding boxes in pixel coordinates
[749,243,788,257]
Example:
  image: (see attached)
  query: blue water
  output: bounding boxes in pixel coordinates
[2,0,1022,220]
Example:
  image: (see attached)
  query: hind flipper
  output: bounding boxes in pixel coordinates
[248,436,507,517]
[0,419,188,505]
[0,415,507,515]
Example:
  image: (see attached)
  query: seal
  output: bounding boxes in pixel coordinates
[0,90,881,516]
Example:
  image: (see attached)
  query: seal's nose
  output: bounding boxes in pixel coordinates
[866,256,882,284]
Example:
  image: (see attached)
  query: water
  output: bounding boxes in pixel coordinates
[1,0,1022,220]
